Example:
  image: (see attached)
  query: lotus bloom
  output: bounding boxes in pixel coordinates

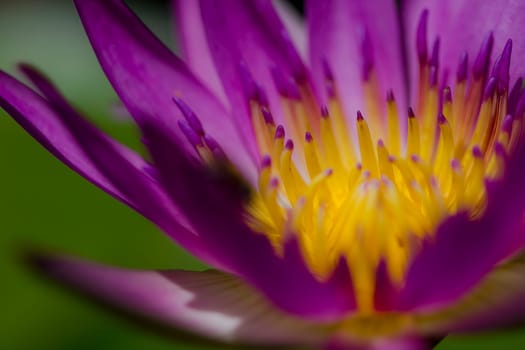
[3,0,525,348]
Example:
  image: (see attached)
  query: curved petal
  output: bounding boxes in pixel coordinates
[29,253,332,347]
[73,0,256,183]
[398,142,525,311]
[0,71,131,208]
[307,0,407,126]
[199,0,309,158]
[171,0,227,105]
[142,121,356,319]
[402,0,525,89]
[414,253,525,335]
[0,68,233,272]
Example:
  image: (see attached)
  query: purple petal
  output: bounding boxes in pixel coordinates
[414,253,525,334]
[171,0,227,105]
[30,253,330,347]
[73,0,256,183]
[199,0,307,158]
[142,122,356,319]
[398,143,525,311]
[0,68,232,272]
[402,0,525,87]
[307,0,407,125]
[0,70,132,209]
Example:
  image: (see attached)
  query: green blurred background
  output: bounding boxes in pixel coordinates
[0,1,524,349]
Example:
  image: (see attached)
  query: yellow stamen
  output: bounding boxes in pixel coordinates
[407,109,420,157]
[357,112,380,178]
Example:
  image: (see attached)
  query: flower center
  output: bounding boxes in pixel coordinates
[174,12,524,314]
[242,23,522,313]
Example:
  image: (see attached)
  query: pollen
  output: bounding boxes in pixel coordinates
[175,13,525,315]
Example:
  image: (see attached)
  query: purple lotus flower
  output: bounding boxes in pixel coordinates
[2,0,525,348]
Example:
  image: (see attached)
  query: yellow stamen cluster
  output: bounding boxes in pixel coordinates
[245,70,516,312]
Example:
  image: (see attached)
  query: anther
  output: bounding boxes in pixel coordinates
[178,119,203,147]
[416,9,429,64]
[502,114,513,134]
[320,105,329,118]
[429,66,438,87]
[456,52,468,83]
[261,108,275,125]
[483,77,497,101]
[508,78,523,114]
[515,91,525,117]
[261,155,272,169]
[430,37,440,69]
[357,111,379,177]
[238,61,260,101]
[203,134,226,159]
[472,145,483,158]
[173,97,204,136]
[271,65,301,100]
[322,59,336,98]
[407,108,420,156]
[491,39,512,94]
[386,89,395,103]
[473,32,494,78]
[443,87,452,104]
[275,125,285,139]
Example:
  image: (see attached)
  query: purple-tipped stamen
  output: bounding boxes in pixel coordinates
[502,114,514,134]
[430,37,440,69]
[386,89,395,103]
[203,134,226,159]
[274,125,285,139]
[320,105,329,119]
[411,154,421,163]
[494,142,507,160]
[416,9,429,64]
[514,90,525,117]
[322,58,336,98]
[472,145,483,158]
[178,119,203,147]
[483,77,497,101]
[443,86,452,104]
[473,32,494,78]
[261,108,275,125]
[238,61,260,102]
[429,66,438,87]
[438,113,447,125]
[451,158,461,170]
[456,52,469,83]
[305,131,314,143]
[508,78,524,113]
[261,155,272,169]
[173,97,205,136]
[285,139,294,151]
[408,107,416,119]
[270,65,301,100]
[491,39,512,94]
